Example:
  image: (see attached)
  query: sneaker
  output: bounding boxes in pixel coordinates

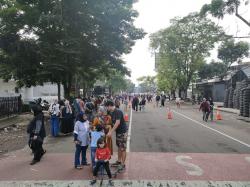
[108,179,114,186]
[90,179,96,185]
[75,165,83,169]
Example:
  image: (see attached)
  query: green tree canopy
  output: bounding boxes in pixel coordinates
[105,71,134,94]
[150,13,225,97]
[198,61,228,79]
[0,0,145,98]
[200,0,250,27]
[218,39,249,66]
[137,75,156,93]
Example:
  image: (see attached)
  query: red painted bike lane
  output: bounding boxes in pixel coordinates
[0,150,250,181]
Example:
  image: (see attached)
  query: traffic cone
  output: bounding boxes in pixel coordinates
[124,113,129,122]
[167,108,173,119]
[216,109,222,120]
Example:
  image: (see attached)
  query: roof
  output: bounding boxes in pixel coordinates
[241,66,250,79]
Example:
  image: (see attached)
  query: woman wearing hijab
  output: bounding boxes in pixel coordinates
[92,106,113,155]
[61,99,74,134]
[74,112,90,169]
[27,105,46,165]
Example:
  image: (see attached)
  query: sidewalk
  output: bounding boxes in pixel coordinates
[213,103,250,122]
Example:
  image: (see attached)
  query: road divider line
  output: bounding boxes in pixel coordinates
[126,108,133,153]
[172,110,250,148]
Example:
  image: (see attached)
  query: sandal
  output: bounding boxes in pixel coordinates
[111,161,121,166]
[90,179,96,185]
[108,179,114,186]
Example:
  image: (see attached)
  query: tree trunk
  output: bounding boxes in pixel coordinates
[171,90,176,99]
[178,89,182,98]
[57,82,61,101]
[64,86,70,99]
[63,78,72,99]
[183,89,187,99]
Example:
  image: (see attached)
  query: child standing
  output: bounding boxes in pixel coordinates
[74,112,90,169]
[90,137,113,186]
[90,124,104,170]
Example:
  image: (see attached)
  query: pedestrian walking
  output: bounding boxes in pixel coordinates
[73,112,90,169]
[176,97,181,108]
[156,94,160,107]
[27,105,46,165]
[199,98,210,122]
[139,96,146,112]
[49,99,60,137]
[134,96,139,111]
[161,94,166,107]
[106,100,127,171]
[208,97,214,121]
[124,98,128,112]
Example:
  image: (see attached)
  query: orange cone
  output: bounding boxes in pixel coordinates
[124,113,129,122]
[167,108,173,119]
[216,109,222,120]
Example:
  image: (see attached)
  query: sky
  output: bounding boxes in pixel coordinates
[123,0,250,85]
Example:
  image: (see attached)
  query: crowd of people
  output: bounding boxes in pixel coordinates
[26,95,131,185]
[26,93,215,185]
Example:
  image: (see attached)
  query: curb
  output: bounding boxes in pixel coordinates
[215,107,240,115]
[1,180,250,187]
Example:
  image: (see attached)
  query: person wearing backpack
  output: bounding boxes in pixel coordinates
[156,94,160,107]
[27,105,46,165]
[199,98,210,122]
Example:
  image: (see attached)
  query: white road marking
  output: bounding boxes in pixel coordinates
[176,155,203,176]
[30,168,38,172]
[126,108,133,153]
[173,110,250,148]
[245,157,250,163]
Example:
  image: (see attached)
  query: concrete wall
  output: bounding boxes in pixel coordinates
[0,79,17,96]
[0,79,64,103]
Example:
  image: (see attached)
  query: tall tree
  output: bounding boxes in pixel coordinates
[137,76,156,93]
[0,0,145,98]
[218,39,249,66]
[105,71,129,95]
[150,13,225,98]
[198,61,228,79]
[200,0,250,27]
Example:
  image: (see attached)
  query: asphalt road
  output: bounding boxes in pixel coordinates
[130,102,250,153]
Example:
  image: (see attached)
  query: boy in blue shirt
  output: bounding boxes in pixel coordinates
[90,124,104,170]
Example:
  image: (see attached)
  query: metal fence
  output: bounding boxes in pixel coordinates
[0,96,21,118]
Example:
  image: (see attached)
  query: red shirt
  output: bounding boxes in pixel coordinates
[95,147,111,160]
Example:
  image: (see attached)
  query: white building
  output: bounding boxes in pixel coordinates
[0,79,64,103]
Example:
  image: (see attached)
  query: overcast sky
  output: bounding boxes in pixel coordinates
[123,0,250,84]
